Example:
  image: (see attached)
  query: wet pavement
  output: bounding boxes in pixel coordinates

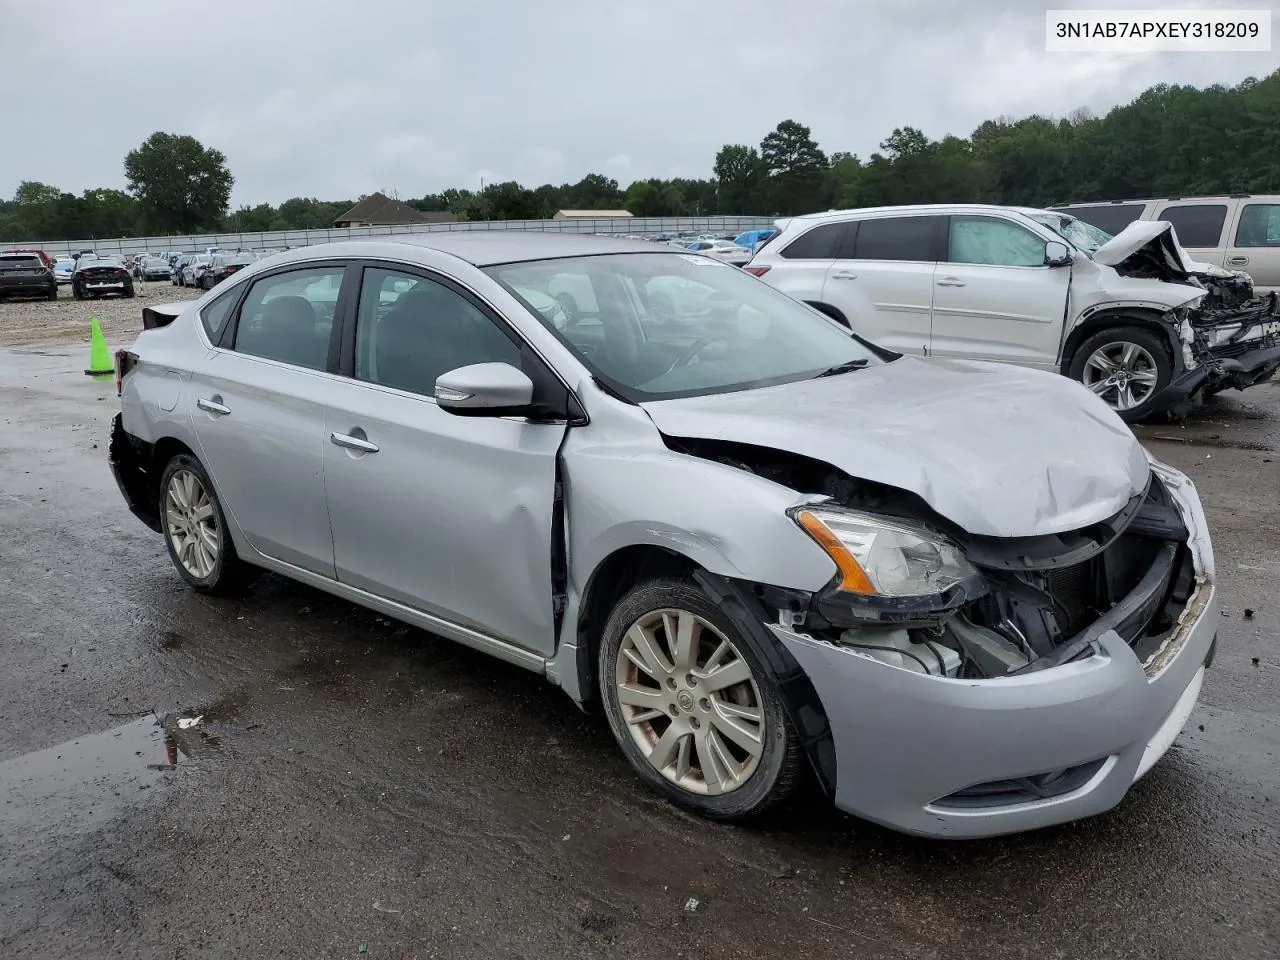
[1,341,1277,959]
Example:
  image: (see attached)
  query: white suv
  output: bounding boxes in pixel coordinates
[748,204,1280,421]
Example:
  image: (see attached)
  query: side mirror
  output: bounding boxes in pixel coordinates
[1044,241,1073,267]
[434,362,534,416]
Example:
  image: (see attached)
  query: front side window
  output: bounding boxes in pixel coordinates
[1234,203,1280,247]
[1159,204,1227,247]
[354,268,521,398]
[232,267,343,370]
[852,216,940,262]
[488,252,880,401]
[948,216,1046,267]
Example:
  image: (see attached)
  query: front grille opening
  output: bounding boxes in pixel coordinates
[933,758,1109,810]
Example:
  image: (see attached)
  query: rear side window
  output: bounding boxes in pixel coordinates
[1158,204,1227,247]
[1056,204,1144,235]
[232,267,343,371]
[948,216,1045,267]
[852,216,940,262]
[200,287,239,343]
[1234,203,1280,247]
[779,222,848,260]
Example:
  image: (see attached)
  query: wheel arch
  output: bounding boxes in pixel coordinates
[1060,308,1180,376]
[566,544,838,797]
[572,544,699,708]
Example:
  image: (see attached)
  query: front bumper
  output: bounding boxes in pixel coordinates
[771,463,1217,838]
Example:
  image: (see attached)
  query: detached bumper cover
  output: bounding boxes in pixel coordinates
[772,463,1216,838]
[108,414,161,533]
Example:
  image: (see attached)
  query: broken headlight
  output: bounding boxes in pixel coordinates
[791,506,979,598]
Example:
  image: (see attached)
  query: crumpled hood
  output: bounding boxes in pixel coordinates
[641,357,1150,538]
[1092,220,1243,280]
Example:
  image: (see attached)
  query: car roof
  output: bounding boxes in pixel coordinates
[786,203,1050,225]
[265,231,662,268]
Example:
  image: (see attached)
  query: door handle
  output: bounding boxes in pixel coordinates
[830,270,858,280]
[330,432,380,454]
[1227,256,1250,266]
[936,277,966,287]
[196,397,230,416]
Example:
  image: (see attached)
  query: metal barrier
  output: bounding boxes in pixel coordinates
[19,216,777,258]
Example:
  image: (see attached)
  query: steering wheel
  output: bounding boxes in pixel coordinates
[671,335,731,369]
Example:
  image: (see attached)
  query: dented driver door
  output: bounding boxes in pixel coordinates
[321,264,566,655]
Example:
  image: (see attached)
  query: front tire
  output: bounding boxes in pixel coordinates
[1069,326,1172,423]
[598,577,803,820]
[159,454,254,595]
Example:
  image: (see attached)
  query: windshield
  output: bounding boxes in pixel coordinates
[486,252,881,401]
[1027,211,1113,254]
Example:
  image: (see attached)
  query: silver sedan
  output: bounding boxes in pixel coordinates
[108,234,1217,837]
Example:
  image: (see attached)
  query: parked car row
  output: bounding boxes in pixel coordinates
[111,230,1219,840]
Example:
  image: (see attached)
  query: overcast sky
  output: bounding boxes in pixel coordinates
[1,0,1276,207]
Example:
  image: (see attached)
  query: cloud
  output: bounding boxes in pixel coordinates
[0,0,1274,206]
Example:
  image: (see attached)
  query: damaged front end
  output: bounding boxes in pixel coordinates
[667,436,1218,836]
[1101,224,1280,408]
[670,436,1202,681]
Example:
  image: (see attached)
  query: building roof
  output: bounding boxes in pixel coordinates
[267,231,663,268]
[333,192,456,226]
[554,209,634,219]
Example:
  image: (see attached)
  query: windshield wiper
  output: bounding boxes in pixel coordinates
[815,358,870,378]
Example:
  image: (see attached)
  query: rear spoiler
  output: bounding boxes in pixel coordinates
[141,302,186,330]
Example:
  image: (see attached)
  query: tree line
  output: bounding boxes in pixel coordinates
[2,70,1277,243]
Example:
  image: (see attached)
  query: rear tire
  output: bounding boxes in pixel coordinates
[598,576,803,820]
[72,284,83,300]
[158,454,255,595]
[1068,326,1172,423]
[124,282,135,298]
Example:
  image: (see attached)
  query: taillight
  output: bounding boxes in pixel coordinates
[115,269,129,279]
[114,349,138,396]
[743,265,771,277]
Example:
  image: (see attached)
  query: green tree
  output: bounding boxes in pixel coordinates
[226,202,278,232]
[124,132,234,233]
[80,188,141,237]
[714,144,768,213]
[563,173,623,209]
[760,120,828,214]
[624,179,684,217]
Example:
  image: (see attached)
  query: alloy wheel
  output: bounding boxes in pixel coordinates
[1081,341,1160,411]
[165,469,219,578]
[614,608,765,796]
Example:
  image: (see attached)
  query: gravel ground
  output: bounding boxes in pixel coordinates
[0,282,203,347]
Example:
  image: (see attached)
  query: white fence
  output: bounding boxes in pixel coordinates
[22,216,776,258]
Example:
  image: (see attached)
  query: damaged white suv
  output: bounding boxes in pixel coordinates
[749,204,1280,421]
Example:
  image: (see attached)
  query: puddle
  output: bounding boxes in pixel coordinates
[160,630,187,650]
[0,715,215,838]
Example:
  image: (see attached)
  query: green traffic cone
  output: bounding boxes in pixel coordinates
[84,316,114,379]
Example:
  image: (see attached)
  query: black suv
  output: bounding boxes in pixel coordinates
[0,251,57,301]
